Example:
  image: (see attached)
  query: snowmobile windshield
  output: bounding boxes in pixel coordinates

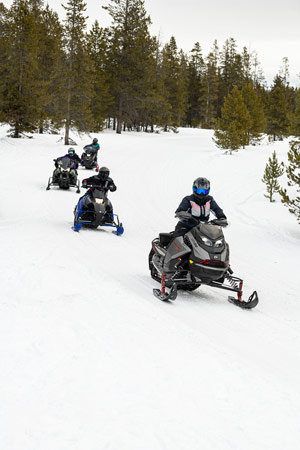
[84,145,93,153]
[191,222,224,243]
[92,188,106,200]
[58,158,72,170]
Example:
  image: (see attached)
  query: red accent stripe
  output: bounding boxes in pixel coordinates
[161,273,166,295]
[198,260,226,266]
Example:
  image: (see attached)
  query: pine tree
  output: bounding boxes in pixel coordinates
[62,0,94,144]
[266,75,290,141]
[103,0,156,133]
[36,5,65,132]
[262,151,284,202]
[1,0,43,137]
[280,140,300,222]
[250,51,266,88]
[86,21,113,131]
[160,36,187,131]
[219,38,244,97]
[0,2,9,122]
[137,36,170,132]
[289,90,300,137]
[213,85,252,153]
[202,45,219,128]
[185,42,205,127]
[241,81,266,144]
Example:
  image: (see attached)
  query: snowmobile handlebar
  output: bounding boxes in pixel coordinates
[81,183,108,192]
[209,218,228,227]
[175,212,228,227]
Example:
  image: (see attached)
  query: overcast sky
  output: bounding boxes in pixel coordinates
[3,0,300,86]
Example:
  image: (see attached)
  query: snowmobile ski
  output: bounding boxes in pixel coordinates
[153,283,177,302]
[228,290,259,309]
[153,273,177,301]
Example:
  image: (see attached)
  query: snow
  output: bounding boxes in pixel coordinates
[0,125,299,450]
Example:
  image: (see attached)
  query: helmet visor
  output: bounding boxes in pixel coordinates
[193,187,209,195]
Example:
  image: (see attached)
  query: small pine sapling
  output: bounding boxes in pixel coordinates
[262,150,284,202]
[279,140,300,223]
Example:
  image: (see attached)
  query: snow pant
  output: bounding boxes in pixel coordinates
[174,221,194,237]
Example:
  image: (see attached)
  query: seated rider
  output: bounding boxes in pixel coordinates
[53,148,81,184]
[174,177,227,237]
[80,167,116,223]
[83,138,100,165]
[90,138,100,153]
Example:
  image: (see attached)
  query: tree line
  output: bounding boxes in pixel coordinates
[0,0,299,144]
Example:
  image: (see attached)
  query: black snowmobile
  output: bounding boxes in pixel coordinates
[73,184,124,235]
[81,145,99,171]
[149,214,258,308]
[46,158,80,193]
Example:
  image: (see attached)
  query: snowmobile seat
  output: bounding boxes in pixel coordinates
[159,232,174,247]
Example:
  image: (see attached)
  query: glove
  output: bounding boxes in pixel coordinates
[210,218,228,227]
[175,211,193,221]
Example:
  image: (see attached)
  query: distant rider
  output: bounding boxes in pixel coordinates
[53,148,81,184]
[79,167,116,223]
[174,177,227,237]
[82,138,100,168]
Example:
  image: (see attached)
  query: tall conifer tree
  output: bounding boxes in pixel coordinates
[214,85,252,153]
[37,5,65,132]
[241,81,266,144]
[104,0,156,133]
[202,47,219,128]
[185,42,205,127]
[266,75,290,141]
[1,0,43,136]
[86,21,113,130]
[160,36,187,131]
[62,0,93,144]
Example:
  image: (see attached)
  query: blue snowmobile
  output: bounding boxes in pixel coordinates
[73,184,124,235]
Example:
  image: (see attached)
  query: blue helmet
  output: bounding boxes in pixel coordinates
[68,148,75,156]
[192,177,210,199]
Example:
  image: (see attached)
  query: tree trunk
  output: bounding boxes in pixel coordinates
[14,122,19,138]
[65,121,70,145]
[116,119,122,134]
[116,94,123,134]
[65,32,74,145]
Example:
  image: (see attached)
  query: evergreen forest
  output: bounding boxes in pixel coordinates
[0,0,299,144]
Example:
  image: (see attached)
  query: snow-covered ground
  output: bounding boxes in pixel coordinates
[0,126,299,450]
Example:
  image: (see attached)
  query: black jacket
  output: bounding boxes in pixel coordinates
[175,194,226,227]
[83,175,116,192]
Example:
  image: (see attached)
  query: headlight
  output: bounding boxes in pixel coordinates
[201,236,213,246]
[95,198,104,204]
[214,239,224,248]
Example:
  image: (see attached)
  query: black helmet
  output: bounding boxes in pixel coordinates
[192,177,210,199]
[98,166,110,180]
[92,138,98,144]
[68,147,75,156]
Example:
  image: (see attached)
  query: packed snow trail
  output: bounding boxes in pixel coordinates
[0,127,300,450]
